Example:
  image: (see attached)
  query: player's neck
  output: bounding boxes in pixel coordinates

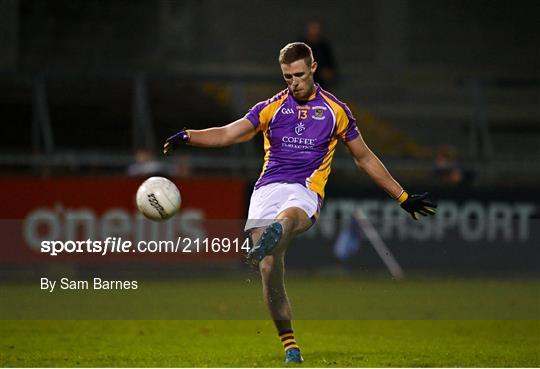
[294,83,317,102]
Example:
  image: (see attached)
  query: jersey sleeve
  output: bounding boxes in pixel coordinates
[244,90,289,132]
[244,101,271,131]
[339,104,360,142]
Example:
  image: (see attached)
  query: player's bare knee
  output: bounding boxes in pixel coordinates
[260,254,285,276]
[276,208,311,237]
[259,256,275,276]
[275,218,298,240]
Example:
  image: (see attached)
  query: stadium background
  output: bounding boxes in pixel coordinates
[0,0,538,367]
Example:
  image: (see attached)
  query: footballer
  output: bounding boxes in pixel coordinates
[164,42,436,363]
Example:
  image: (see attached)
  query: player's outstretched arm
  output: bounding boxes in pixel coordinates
[163,118,256,154]
[345,135,436,220]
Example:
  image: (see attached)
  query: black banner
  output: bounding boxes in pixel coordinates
[286,186,540,273]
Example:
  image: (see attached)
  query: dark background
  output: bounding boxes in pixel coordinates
[0,0,538,275]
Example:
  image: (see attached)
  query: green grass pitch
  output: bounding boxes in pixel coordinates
[0,276,538,367]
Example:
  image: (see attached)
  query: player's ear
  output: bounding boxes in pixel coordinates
[311,61,318,74]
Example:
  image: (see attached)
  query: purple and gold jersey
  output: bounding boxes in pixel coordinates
[244,85,360,199]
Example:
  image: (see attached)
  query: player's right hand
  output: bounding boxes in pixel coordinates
[163,128,190,155]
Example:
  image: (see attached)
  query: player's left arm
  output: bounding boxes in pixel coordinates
[344,135,437,220]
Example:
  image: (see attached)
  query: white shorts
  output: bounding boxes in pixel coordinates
[244,182,320,231]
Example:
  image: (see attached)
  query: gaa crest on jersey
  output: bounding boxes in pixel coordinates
[295,122,306,135]
[281,107,294,115]
[312,106,327,120]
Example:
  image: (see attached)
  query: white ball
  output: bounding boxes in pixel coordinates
[136,177,181,221]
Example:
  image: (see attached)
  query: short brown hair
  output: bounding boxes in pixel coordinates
[279,42,314,66]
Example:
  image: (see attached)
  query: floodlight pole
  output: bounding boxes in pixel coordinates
[354,208,405,280]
